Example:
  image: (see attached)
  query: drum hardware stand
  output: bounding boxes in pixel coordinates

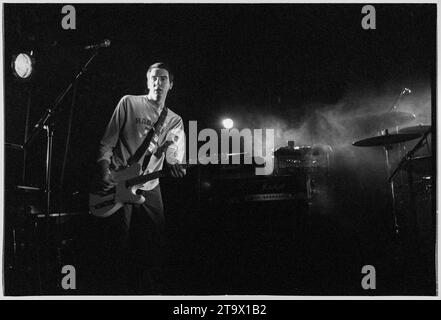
[387,128,431,293]
[380,129,400,236]
[352,93,418,293]
[379,87,411,195]
[388,128,432,184]
[381,88,412,234]
[21,48,102,293]
[388,128,432,234]
[379,128,409,293]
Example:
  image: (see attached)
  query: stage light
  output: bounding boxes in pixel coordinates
[222,118,234,129]
[12,52,34,79]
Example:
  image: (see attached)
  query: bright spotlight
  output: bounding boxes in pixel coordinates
[12,52,34,79]
[222,118,234,129]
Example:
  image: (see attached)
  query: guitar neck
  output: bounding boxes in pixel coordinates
[126,170,166,188]
[126,164,193,188]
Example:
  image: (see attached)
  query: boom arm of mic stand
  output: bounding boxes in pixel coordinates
[378,89,405,131]
[388,128,431,182]
[23,49,101,149]
[388,89,407,113]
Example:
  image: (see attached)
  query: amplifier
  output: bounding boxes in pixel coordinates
[273,144,331,176]
[200,174,311,204]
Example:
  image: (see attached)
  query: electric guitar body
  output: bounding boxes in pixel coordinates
[89,162,190,218]
[89,163,155,218]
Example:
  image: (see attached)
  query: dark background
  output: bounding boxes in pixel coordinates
[3,4,436,295]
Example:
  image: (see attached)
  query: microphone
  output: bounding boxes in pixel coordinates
[84,39,111,50]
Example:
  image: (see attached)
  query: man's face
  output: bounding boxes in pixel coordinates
[147,67,173,102]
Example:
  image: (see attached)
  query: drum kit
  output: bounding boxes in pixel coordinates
[352,110,433,237]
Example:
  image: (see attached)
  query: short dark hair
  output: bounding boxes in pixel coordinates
[146,62,174,82]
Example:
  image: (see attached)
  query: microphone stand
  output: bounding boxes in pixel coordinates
[23,48,101,293]
[388,88,408,113]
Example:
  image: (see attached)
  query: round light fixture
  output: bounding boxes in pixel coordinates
[12,52,34,79]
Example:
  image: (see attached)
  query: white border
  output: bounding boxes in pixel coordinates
[0,0,4,301]
[0,0,439,300]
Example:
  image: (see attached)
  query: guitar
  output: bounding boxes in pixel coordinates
[89,162,189,218]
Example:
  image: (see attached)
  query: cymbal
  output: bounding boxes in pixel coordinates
[353,133,421,147]
[399,124,431,135]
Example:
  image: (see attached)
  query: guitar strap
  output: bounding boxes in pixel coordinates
[127,106,169,170]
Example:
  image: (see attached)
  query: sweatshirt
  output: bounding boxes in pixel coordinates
[98,94,185,190]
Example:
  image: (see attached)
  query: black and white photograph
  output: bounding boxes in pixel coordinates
[1,2,437,298]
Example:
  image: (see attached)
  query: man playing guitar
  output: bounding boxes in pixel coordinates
[93,62,186,294]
